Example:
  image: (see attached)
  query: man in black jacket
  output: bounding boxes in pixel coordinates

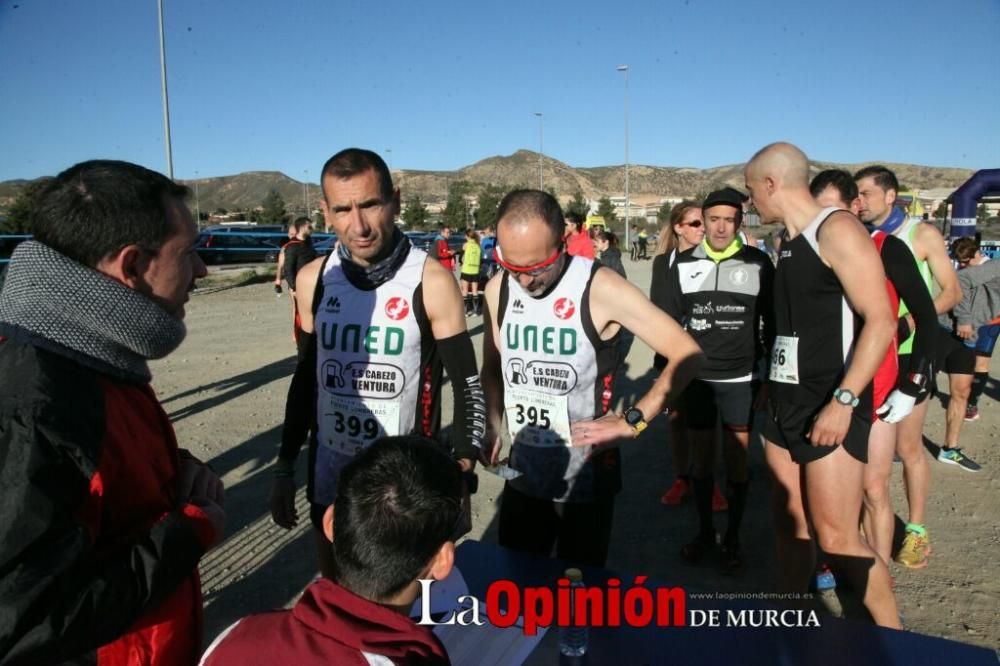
[661,188,774,571]
[0,160,224,665]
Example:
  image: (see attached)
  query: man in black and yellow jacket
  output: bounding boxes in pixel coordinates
[658,187,774,571]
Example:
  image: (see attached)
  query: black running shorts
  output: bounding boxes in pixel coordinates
[763,399,871,464]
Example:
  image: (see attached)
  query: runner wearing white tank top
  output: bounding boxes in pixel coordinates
[481,190,703,566]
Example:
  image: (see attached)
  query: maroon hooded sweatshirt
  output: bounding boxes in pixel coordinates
[201,578,450,665]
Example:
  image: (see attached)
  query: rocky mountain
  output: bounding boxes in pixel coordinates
[0,151,976,213]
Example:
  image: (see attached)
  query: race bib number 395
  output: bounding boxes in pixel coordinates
[505,386,573,448]
[322,395,401,456]
[769,335,800,384]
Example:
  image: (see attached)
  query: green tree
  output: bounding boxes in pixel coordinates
[977,202,989,224]
[657,201,672,224]
[474,184,505,230]
[2,178,52,233]
[442,188,470,230]
[596,196,617,224]
[259,189,287,225]
[402,194,430,228]
[933,202,949,220]
[564,190,588,218]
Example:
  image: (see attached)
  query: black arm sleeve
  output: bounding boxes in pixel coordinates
[278,331,318,462]
[438,331,485,462]
[759,256,776,357]
[0,406,205,664]
[882,235,936,384]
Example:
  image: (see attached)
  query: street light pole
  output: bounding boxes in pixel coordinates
[302,170,308,215]
[194,170,200,227]
[157,0,174,179]
[533,112,544,190]
[617,64,630,250]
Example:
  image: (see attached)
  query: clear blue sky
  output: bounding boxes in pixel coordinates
[1,0,997,182]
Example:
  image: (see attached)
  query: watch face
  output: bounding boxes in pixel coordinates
[836,390,854,405]
[624,408,642,425]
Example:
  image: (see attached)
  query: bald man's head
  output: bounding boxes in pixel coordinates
[745,142,810,188]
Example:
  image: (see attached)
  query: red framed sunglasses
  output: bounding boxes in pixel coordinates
[495,245,564,277]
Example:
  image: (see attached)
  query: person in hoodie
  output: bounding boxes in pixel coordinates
[950,236,1000,425]
[201,435,458,666]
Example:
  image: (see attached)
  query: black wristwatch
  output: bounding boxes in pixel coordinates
[623,406,648,437]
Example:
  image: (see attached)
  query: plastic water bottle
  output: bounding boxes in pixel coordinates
[815,565,843,618]
[559,568,588,657]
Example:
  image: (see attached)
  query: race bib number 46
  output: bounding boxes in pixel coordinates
[322,395,401,456]
[505,386,573,447]
[769,335,800,384]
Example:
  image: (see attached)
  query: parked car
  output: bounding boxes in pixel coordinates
[196,232,280,264]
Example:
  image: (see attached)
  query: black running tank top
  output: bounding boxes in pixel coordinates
[770,208,872,411]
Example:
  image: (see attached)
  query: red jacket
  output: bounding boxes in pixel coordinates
[0,341,215,665]
[436,238,456,271]
[566,231,595,259]
[201,578,449,665]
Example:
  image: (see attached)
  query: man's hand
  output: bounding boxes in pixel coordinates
[570,412,633,448]
[176,452,224,507]
[176,451,226,546]
[270,477,298,529]
[875,389,917,424]
[479,431,503,466]
[957,323,974,340]
[806,401,852,447]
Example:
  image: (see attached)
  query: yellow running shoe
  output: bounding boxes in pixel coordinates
[895,529,932,569]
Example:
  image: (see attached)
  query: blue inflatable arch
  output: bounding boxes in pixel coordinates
[948,168,1000,239]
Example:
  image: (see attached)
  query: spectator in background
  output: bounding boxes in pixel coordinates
[460,228,482,316]
[637,226,649,259]
[594,229,634,361]
[283,217,317,352]
[564,210,595,258]
[435,226,457,272]
[479,225,497,278]
[203,436,456,666]
[951,237,1000,423]
[274,225,297,294]
[0,160,224,665]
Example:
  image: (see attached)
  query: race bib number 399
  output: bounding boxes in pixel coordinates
[769,335,800,384]
[322,395,401,456]
[505,386,573,448]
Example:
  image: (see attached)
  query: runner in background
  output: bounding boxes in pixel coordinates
[811,169,937,569]
[662,188,774,571]
[651,202,727,511]
[855,165,967,567]
[460,228,482,317]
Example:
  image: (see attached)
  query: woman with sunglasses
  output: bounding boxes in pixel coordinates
[650,202,727,512]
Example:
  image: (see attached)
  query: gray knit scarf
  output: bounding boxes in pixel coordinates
[337,227,411,290]
[0,241,187,384]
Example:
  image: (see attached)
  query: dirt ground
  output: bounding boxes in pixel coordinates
[153,258,1000,652]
